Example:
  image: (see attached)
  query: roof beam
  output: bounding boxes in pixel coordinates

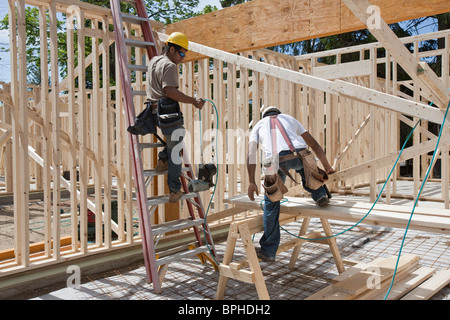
[165,0,450,62]
[157,32,449,126]
[343,0,449,108]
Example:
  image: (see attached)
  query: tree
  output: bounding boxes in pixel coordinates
[0,6,68,85]
[0,0,218,86]
[220,0,249,7]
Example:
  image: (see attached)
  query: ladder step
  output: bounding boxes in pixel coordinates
[147,192,198,206]
[152,217,205,236]
[132,90,147,96]
[121,12,148,24]
[156,245,212,266]
[125,38,155,48]
[128,64,148,72]
[144,167,189,178]
[140,142,165,149]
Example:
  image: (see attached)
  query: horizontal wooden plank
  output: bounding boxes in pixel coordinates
[219,265,256,284]
[401,270,450,300]
[306,254,419,300]
[225,194,450,234]
[370,267,436,300]
[156,32,449,127]
[313,60,372,80]
[165,0,450,61]
[332,254,419,295]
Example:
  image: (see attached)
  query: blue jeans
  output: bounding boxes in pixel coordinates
[154,113,185,193]
[259,149,329,259]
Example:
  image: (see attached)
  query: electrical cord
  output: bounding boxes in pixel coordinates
[198,98,220,266]
[384,99,450,300]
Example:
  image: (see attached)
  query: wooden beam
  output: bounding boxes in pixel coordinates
[342,0,449,108]
[401,270,450,300]
[224,194,450,235]
[13,0,30,267]
[165,0,450,62]
[330,132,450,183]
[157,32,449,126]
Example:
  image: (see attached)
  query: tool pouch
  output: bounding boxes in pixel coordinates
[157,98,183,130]
[299,149,328,190]
[127,102,157,135]
[263,174,288,202]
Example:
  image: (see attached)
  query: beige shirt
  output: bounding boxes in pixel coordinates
[146,55,179,103]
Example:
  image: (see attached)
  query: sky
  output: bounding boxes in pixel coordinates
[0,1,10,83]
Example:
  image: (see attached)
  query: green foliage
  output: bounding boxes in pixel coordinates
[144,0,200,24]
[0,0,218,86]
[0,6,68,85]
[220,0,248,8]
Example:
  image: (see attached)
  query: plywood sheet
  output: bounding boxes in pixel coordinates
[166,0,450,61]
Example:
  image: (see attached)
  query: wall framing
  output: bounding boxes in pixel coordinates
[0,0,449,292]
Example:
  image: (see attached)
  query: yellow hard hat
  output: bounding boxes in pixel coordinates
[166,32,189,51]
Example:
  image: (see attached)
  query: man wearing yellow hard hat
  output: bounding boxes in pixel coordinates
[145,31,205,203]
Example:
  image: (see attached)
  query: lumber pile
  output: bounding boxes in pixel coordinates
[306,254,450,300]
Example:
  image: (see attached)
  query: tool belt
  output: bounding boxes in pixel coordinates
[157,98,183,129]
[263,150,328,191]
[127,101,157,135]
[265,115,329,192]
[295,149,328,190]
[263,173,288,202]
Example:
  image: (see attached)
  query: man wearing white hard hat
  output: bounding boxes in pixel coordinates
[247,106,336,262]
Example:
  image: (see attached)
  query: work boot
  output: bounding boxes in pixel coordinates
[169,190,183,203]
[255,248,275,263]
[316,196,330,207]
[155,159,168,172]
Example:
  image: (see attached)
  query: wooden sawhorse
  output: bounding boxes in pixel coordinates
[215,214,346,300]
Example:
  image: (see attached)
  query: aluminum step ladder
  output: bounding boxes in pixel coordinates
[110,0,217,293]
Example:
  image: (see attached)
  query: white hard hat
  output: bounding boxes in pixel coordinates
[262,106,281,118]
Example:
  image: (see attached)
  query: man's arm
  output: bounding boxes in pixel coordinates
[164,86,204,109]
[301,131,336,175]
[247,141,259,201]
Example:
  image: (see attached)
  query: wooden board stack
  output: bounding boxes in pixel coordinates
[306,254,450,300]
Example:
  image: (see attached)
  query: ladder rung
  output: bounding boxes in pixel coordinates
[147,192,198,206]
[128,64,148,72]
[156,245,212,266]
[125,38,155,48]
[152,217,205,236]
[144,167,189,178]
[140,142,165,149]
[132,90,147,96]
[121,12,148,24]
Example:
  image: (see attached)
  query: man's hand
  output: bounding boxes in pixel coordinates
[326,167,336,175]
[194,98,205,110]
[247,182,259,201]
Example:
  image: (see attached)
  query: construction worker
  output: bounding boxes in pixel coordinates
[146,32,205,203]
[246,106,336,262]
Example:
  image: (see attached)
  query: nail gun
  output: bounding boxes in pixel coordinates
[187,163,217,193]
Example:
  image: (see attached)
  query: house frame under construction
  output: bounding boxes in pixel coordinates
[0,0,449,299]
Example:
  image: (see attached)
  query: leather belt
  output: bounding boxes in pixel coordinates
[150,103,157,110]
[278,152,301,163]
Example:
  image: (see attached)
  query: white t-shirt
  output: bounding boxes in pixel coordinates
[249,114,307,158]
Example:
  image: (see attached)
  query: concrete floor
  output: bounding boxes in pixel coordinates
[29,193,450,301]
